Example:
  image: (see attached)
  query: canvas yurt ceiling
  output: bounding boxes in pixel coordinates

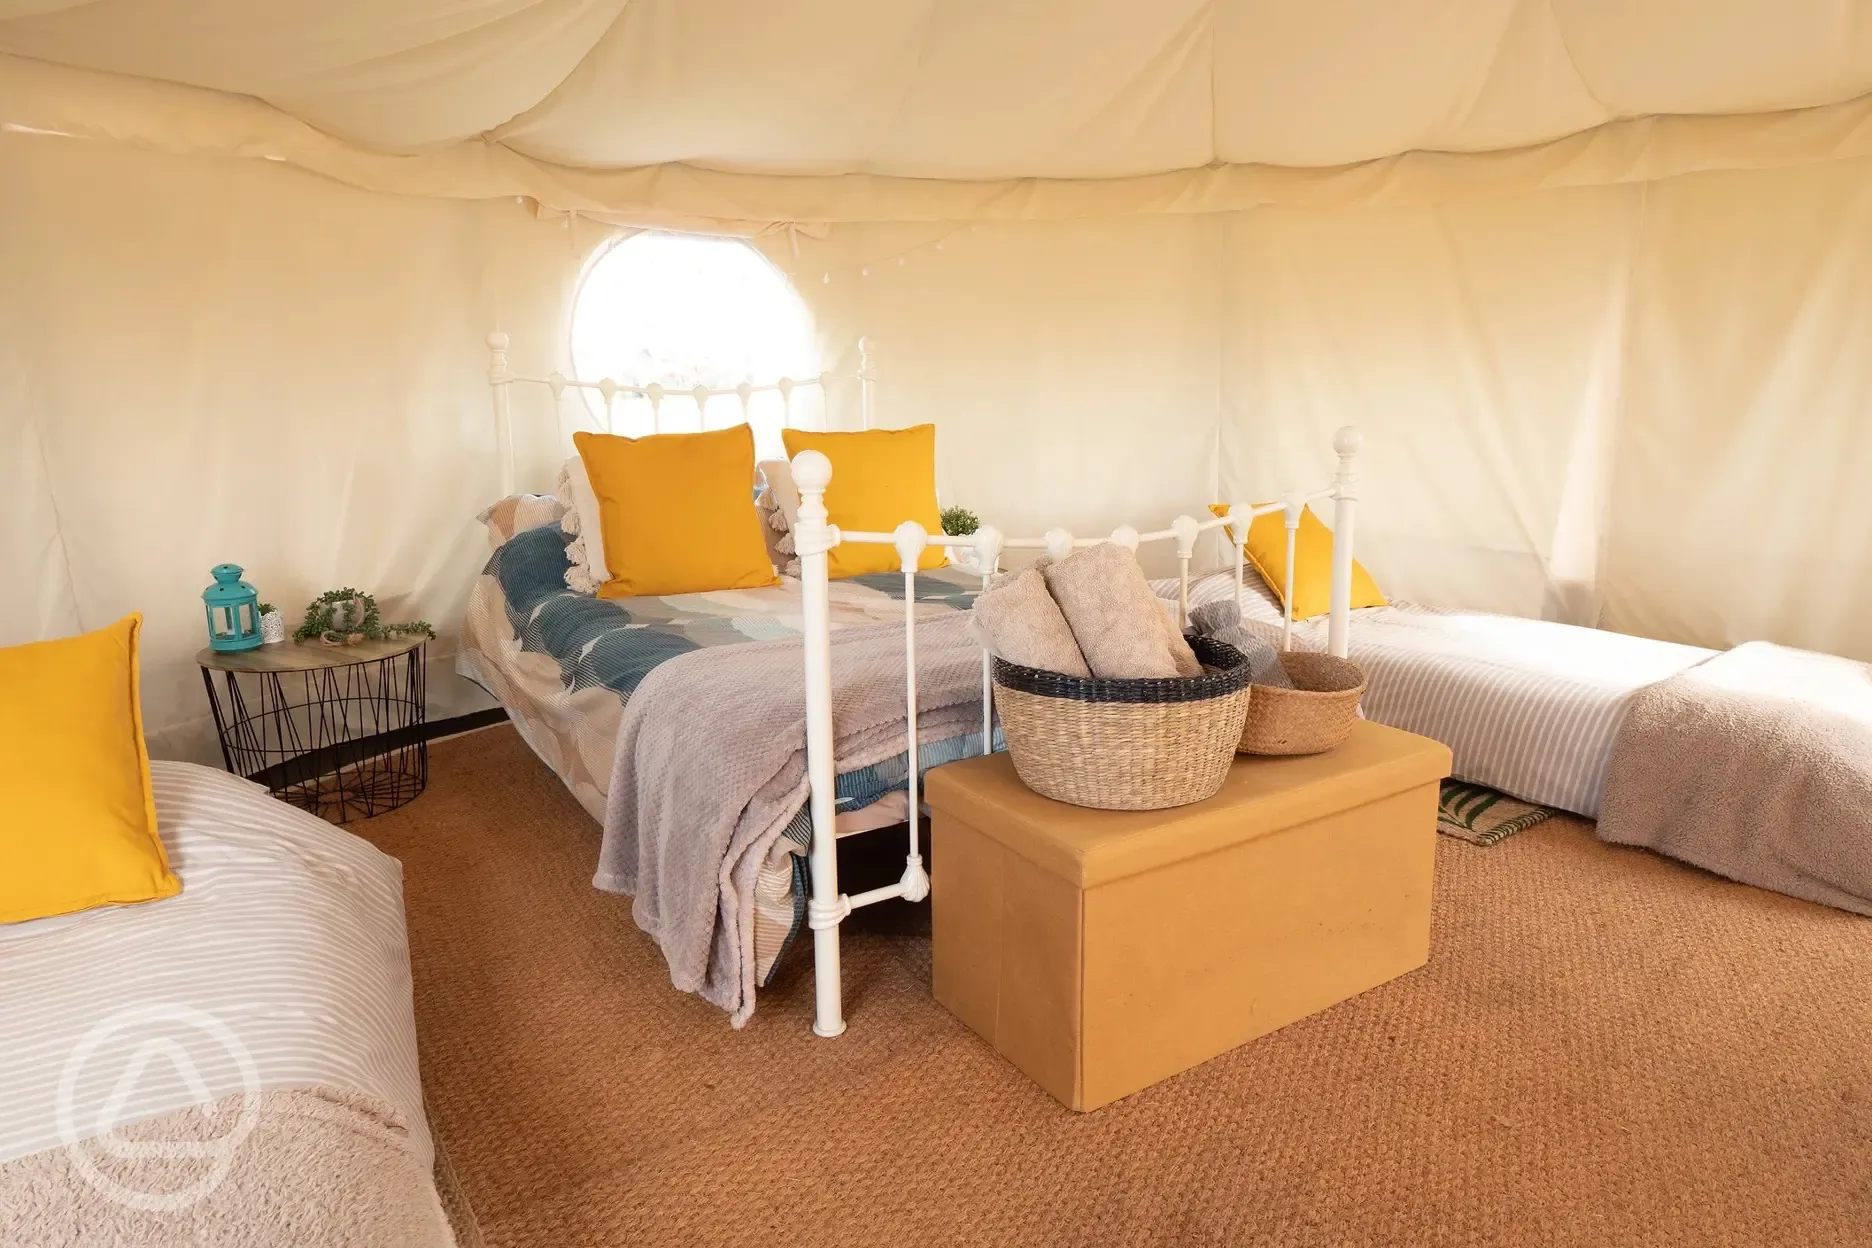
[7,1,1872,224]
[5,1,1872,764]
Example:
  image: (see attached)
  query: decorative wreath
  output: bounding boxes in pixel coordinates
[293,588,436,646]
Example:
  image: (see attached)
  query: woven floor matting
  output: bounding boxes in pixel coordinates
[1437,780,1561,846]
[358,726,1872,1247]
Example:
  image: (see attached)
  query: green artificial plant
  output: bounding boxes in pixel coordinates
[293,588,436,645]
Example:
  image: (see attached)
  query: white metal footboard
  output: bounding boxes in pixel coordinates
[791,426,1363,1038]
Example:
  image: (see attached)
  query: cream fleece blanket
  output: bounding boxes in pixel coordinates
[0,1087,453,1247]
[594,614,984,1025]
[1597,641,1872,916]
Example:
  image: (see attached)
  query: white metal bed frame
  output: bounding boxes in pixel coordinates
[488,332,1362,1038]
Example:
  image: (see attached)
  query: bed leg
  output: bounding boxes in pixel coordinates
[794,449,847,1038]
[896,522,931,906]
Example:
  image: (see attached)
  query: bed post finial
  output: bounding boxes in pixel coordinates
[1328,426,1362,658]
[858,337,876,431]
[488,332,515,497]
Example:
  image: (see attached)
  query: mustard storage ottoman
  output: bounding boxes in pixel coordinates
[924,719,1452,1112]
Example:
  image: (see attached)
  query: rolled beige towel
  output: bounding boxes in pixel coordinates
[1042,542,1200,679]
[969,566,1092,677]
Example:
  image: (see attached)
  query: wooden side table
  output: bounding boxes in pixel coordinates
[198,636,428,824]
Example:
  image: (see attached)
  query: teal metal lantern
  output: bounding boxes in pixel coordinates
[202,564,263,652]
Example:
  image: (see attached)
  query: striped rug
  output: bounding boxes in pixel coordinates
[1437,780,1559,846]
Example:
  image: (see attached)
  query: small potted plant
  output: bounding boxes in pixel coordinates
[257,602,288,645]
[941,505,986,572]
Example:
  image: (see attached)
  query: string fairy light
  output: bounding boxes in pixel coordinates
[813,222,982,286]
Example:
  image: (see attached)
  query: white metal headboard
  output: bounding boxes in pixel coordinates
[485,330,876,496]
[484,332,1361,1041]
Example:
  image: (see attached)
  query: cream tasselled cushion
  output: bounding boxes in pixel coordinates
[758,459,801,532]
[557,455,610,594]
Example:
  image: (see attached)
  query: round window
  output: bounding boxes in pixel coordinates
[569,232,818,459]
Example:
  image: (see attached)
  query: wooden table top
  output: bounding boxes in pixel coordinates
[196,635,425,673]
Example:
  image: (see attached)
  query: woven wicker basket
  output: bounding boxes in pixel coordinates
[991,636,1252,811]
[1236,651,1367,756]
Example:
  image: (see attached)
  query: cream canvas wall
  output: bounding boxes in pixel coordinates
[5,129,1870,772]
[781,217,1226,575]
[0,131,584,762]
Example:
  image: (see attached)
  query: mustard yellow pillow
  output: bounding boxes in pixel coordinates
[1210,503,1386,620]
[574,426,780,598]
[0,614,180,924]
[781,425,947,579]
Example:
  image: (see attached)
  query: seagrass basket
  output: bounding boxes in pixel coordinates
[1236,651,1367,756]
[991,636,1252,811]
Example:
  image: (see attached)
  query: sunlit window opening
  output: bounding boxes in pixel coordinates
[570,232,819,460]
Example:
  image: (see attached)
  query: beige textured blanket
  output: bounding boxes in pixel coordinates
[1598,641,1872,916]
[594,614,984,1025]
[0,1087,453,1247]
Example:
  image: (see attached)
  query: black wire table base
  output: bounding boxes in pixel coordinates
[200,645,427,824]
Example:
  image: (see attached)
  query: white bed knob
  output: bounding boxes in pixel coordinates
[791,449,833,494]
[894,520,928,571]
[1282,491,1308,526]
[1333,425,1363,456]
[1109,524,1140,551]
[973,525,1003,570]
[1044,528,1074,561]
[1170,514,1201,559]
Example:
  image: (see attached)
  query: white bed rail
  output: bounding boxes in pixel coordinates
[792,425,1363,1038]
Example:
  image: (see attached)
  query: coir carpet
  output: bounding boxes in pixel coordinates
[358,726,1872,1247]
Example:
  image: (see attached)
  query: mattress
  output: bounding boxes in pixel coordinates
[0,762,430,1169]
[1159,571,1716,818]
[458,522,987,984]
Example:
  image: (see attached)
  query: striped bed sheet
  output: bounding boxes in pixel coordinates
[0,763,430,1171]
[1155,570,1716,818]
[458,522,985,986]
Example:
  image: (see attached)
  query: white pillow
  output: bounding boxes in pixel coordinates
[557,455,610,584]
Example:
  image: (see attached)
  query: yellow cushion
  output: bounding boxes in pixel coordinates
[1210,503,1386,620]
[781,425,947,579]
[0,614,180,924]
[574,426,780,598]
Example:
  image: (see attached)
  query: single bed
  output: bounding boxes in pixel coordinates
[0,761,447,1244]
[1155,570,1716,818]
